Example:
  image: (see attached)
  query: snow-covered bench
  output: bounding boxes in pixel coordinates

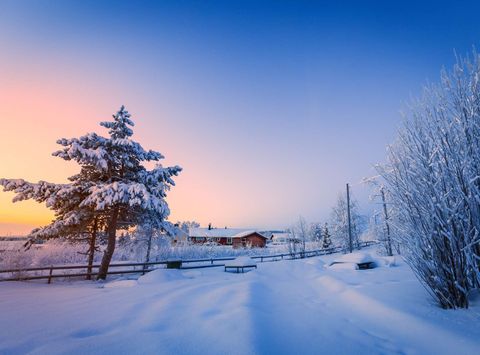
[224,257,257,273]
[329,253,376,270]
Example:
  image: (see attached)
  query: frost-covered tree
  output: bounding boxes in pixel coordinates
[330,192,363,252]
[1,106,182,279]
[289,216,309,257]
[177,221,200,233]
[321,223,332,249]
[310,223,323,243]
[378,51,480,308]
[363,180,395,257]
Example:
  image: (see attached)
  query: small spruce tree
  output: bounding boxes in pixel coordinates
[322,223,332,249]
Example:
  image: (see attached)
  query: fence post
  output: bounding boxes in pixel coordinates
[261,256,263,263]
[47,266,53,284]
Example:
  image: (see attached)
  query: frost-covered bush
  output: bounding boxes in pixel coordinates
[379,51,480,309]
[0,241,98,269]
[330,193,365,252]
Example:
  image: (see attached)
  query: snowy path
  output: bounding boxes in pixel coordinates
[1,253,479,355]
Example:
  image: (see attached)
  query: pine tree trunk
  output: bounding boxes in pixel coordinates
[86,217,98,280]
[97,207,119,280]
[143,227,153,274]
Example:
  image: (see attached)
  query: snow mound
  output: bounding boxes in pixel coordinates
[104,279,138,288]
[138,268,187,284]
[379,256,398,267]
[225,256,257,267]
[304,258,326,268]
[181,270,203,279]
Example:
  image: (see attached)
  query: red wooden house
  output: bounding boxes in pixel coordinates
[188,228,267,248]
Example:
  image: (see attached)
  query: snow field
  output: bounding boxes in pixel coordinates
[0,249,479,355]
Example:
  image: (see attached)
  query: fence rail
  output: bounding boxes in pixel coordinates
[0,241,377,283]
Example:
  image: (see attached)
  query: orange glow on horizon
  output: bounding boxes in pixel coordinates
[0,46,354,236]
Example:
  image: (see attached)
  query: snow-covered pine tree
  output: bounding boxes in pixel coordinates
[55,106,182,279]
[1,106,182,280]
[321,223,332,249]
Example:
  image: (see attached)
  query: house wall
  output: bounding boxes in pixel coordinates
[187,237,233,245]
[232,233,266,248]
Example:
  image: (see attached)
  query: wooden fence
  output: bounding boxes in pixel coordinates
[0,241,377,283]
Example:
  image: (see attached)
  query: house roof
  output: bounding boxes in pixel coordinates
[189,228,251,238]
[231,230,267,239]
[189,228,267,239]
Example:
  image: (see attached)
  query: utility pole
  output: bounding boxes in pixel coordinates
[346,183,353,253]
[381,188,393,256]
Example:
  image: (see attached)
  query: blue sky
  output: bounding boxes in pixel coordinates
[1,0,480,232]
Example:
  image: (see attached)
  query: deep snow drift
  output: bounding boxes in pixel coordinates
[0,249,479,355]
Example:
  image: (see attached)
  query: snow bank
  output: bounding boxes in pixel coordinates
[376,255,398,267]
[304,257,326,268]
[104,279,138,288]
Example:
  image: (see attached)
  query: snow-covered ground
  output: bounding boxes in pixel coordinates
[1,248,479,355]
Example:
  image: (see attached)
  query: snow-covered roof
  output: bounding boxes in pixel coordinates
[231,230,267,239]
[271,232,291,240]
[188,228,267,239]
[189,228,251,238]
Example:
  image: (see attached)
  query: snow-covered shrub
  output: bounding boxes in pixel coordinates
[0,240,100,270]
[379,51,480,308]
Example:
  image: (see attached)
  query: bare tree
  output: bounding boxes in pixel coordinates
[288,216,310,257]
[330,193,363,253]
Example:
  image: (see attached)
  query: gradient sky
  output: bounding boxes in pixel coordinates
[1,0,480,235]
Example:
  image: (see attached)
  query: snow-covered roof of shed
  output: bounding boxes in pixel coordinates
[188,228,251,238]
